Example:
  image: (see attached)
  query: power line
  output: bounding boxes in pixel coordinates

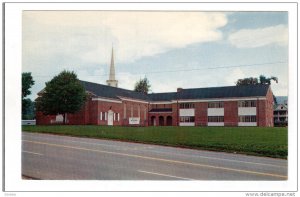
[31,60,287,78]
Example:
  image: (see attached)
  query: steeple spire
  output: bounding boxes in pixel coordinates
[106,46,118,87]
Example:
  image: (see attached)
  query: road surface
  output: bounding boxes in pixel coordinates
[22,132,287,180]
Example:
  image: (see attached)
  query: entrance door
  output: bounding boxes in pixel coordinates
[108,110,114,126]
[151,116,156,126]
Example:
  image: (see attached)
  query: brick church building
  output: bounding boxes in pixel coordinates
[36,49,274,127]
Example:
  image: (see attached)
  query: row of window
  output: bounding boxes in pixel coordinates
[180,116,195,123]
[179,103,195,109]
[100,112,120,121]
[208,102,224,108]
[208,116,224,122]
[179,115,257,123]
[178,100,257,109]
[238,100,256,107]
[239,115,256,122]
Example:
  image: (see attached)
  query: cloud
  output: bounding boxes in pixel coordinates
[228,25,288,48]
[23,11,228,66]
[225,68,246,85]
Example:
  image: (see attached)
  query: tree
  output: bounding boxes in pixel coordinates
[134,77,151,94]
[36,70,87,124]
[236,77,259,86]
[22,72,35,119]
[22,72,35,99]
[259,75,278,85]
[236,75,278,86]
[22,99,35,120]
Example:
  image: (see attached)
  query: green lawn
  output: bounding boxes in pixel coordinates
[22,125,288,159]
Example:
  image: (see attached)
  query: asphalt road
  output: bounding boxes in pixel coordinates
[22,132,287,180]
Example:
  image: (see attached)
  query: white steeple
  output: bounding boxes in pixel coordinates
[106,47,118,87]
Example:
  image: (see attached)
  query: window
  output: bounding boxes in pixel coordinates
[101,112,106,121]
[100,112,103,120]
[208,102,224,108]
[114,113,119,121]
[208,116,224,122]
[238,100,256,107]
[179,103,195,109]
[239,116,256,122]
[180,116,195,122]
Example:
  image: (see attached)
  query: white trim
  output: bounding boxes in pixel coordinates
[238,107,257,115]
[100,112,102,120]
[207,108,224,116]
[92,97,122,103]
[104,112,107,121]
[150,101,173,104]
[118,96,149,104]
[179,109,195,116]
[86,91,97,97]
[179,122,195,126]
[207,122,224,126]
[93,96,265,104]
[173,97,266,103]
[238,122,257,127]
[149,111,172,113]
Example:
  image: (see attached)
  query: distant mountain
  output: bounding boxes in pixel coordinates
[276,96,288,105]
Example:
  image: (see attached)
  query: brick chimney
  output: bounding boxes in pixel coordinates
[177,87,183,92]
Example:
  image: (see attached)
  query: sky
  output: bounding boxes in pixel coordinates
[22,11,289,100]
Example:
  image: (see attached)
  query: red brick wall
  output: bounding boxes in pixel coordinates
[195,102,207,126]
[224,101,238,126]
[148,102,176,126]
[257,88,274,127]
[148,113,173,126]
[122,101,148,126]
[65,99,91,125]
[97,100,123,126]
[172,103,179,126]
[36,111,55,125]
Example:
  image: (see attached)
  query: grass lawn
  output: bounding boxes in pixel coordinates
[22,125,287,159]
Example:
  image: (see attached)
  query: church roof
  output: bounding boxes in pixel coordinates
[148,85,270,101]
[80,80,149,101]
[80,80,270,102]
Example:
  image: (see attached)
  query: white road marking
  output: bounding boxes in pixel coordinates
[22,151,43,156]
[138,170,195,180]
[22,133,286,168]
[148,150,287,168]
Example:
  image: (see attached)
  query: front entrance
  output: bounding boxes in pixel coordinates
[108,110,114,126]
[151,116,156,126]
